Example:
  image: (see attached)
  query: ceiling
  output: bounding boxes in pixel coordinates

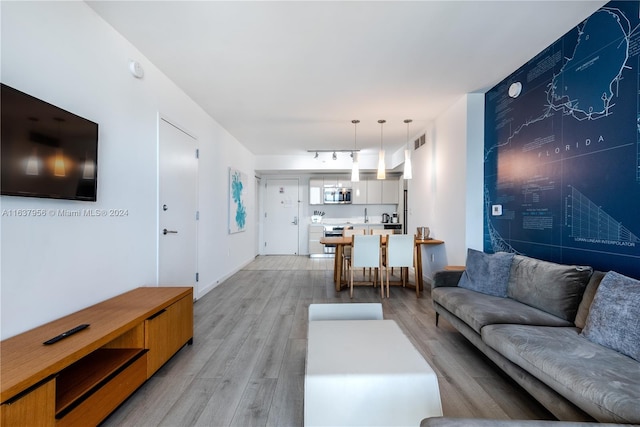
[87,1,606,158]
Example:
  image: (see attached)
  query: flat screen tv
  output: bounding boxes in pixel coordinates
[1,83,98,201]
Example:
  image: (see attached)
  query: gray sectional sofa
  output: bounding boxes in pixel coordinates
[431,250,640,424]
[420,418,634,427]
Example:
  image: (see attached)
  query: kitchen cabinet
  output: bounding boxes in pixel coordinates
[352,180,367,204]
[382,179,400,204]
[366,179,383,204]
[324,176,351,189]
[364,177,399,204]
[309,225,325,256]
[309,179,323,205]
[310,176,352,205]
[309,175,398,205]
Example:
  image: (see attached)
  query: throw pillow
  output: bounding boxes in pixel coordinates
[507,255,592,321]
[581,271,640,362]
[574,270,605,329]
[457,249,514,297]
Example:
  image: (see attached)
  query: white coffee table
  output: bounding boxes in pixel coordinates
[305,319,443,427]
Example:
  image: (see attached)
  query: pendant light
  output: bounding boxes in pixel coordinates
[377,119,386,179]
[403,119,413,180]
[351,119,360,182]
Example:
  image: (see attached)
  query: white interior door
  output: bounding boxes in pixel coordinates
[263,178,299,254]
[159,118,198,290]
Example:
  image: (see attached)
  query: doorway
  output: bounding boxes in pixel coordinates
[158,118,198,293]
[263,178,299,254]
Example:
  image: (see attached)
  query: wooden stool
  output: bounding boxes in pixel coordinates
[444,265,465,271]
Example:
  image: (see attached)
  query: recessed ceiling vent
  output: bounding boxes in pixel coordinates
[414,134,426,150]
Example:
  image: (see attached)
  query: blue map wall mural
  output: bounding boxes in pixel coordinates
[484,1,640,278]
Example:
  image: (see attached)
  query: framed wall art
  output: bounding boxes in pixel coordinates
[229,167,247,234]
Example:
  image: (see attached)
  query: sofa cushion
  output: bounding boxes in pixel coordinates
[481,324,640,423]
[420,418,631,427]
[507,255,592,321]
[574,270,606,329]
[581,271,640,362]
[457,249,514,297]
[432,287,572,334]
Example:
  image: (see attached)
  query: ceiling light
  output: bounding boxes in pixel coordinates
[351,119,360,182]
[377,119,386,180]
[403,119,413,180]
[307,149,359,160]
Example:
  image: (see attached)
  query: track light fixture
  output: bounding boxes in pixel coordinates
[307,149,359,158]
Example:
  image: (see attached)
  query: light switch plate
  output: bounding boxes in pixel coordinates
[492,205,503,216]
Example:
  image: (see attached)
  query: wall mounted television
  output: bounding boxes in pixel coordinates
[1,83,98,201]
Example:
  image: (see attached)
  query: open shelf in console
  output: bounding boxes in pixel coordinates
[55,348,146,418]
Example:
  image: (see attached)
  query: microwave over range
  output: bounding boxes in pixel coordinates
[323,187,352,204]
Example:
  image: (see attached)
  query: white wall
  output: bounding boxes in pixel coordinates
[406,94,484,278]
[465,94,485,251]
[0,1,255,339]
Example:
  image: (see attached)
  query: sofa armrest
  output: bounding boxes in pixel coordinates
[432,270,464,289]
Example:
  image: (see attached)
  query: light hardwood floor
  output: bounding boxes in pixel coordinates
[102,255,553,426]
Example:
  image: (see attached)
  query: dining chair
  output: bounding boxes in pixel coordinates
[370,229,395,236]
[342,228,366,281]
[370,229,395,278]
[384,234,415,298]
[350,234,383,298]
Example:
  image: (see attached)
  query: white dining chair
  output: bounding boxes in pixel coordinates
[350,234,383,298]
[384,234,415,298]
[343,228,366,281]
[370,229,395,278]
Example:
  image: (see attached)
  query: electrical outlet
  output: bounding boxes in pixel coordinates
[492,204,503,216]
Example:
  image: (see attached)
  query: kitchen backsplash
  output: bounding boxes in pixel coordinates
[308,204,399,224]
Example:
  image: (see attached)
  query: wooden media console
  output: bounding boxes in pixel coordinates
[0,287,193,426]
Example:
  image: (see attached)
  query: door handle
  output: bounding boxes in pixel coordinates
[292,216,298,225]
[163,229,178,235]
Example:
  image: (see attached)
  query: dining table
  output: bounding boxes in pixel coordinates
[319,235,444,296]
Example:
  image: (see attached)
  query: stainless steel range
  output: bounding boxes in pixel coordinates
[323,225,344,254]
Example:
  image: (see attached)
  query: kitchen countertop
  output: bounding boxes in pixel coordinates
[313,218,402,227]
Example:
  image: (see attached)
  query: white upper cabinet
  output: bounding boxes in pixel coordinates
[382,179,400,204]
[324,176,351,189]
[366,179,383,204]
[352,180,367,204]
[309,178,324,205]
[309,175,398,205]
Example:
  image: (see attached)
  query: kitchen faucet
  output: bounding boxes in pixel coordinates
[364,208,368,223]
